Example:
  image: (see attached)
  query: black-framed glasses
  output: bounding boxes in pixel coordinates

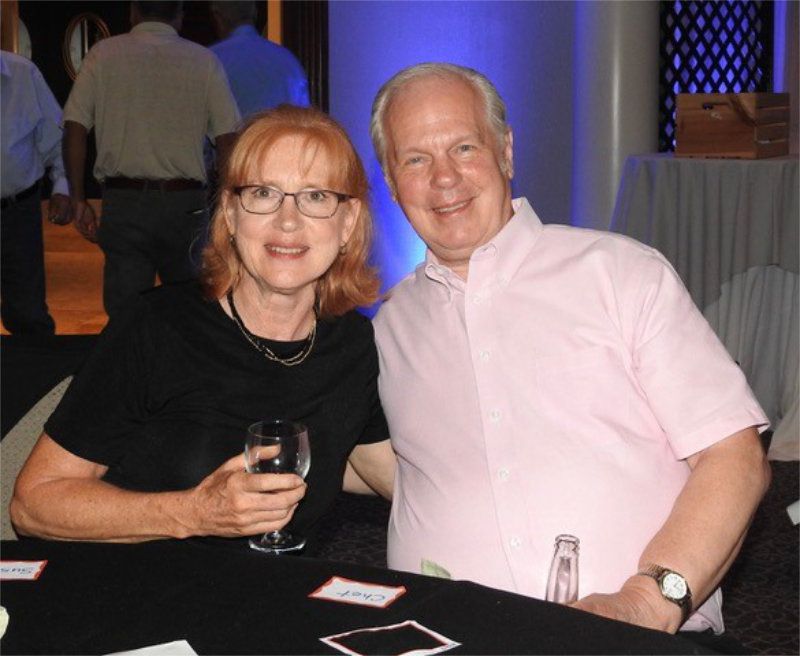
[233,185,352,219]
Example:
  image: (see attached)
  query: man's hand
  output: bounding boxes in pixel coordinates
[570,575,682,633]
[179,453,307,538]
[576,427,768,635]
[70,199,99,242]
[47,193,71,225]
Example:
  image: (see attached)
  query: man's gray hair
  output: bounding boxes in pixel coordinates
[369,62,509,172]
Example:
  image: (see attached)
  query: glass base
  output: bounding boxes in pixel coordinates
[249,530,306,554]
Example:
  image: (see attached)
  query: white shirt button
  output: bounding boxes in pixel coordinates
[478,349,491,362]
[489,409,502,423]
[510,536,522,549]
[472,294,483,305]
[498,468,510,481]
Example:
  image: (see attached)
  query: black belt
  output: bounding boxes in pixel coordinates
[1,181,40,209]
[104,177,205,192]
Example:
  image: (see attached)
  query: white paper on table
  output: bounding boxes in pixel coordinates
[320,619,460,656]
[108,639,198,655]
[787,500,799,525]
[0,606,9,639]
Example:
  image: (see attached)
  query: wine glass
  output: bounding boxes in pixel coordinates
[244,419,311,554]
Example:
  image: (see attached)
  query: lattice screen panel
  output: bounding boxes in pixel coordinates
[658,0,773,151]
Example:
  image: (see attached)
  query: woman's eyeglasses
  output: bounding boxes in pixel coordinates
[233,185,352,219]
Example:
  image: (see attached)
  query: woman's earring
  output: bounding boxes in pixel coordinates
[229,234,236,246]
[339,243,348,255]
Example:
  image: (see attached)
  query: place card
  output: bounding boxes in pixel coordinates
[0,560,47,581]
[320,619,460,656]
[309,576,406,608]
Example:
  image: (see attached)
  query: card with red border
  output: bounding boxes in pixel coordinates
[320,619,460,656]
[309,576,406,608]
[0,560,47,581]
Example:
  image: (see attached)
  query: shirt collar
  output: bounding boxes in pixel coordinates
[422,197,543,292]
[424,253,466,296]
[131,21,178,37]
[478,197,543,280]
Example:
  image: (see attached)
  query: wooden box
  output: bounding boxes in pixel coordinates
[675,92,790,159]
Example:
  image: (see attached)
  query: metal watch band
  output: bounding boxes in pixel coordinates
[637,565,693,626]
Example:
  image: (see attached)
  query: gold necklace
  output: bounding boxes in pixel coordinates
[227,290,317,367]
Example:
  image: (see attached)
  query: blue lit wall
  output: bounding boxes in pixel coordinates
[329,0,575,303]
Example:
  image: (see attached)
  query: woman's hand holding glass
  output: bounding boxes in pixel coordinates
[184,448,306,540]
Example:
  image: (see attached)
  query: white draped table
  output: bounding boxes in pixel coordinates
[610,153,799,460]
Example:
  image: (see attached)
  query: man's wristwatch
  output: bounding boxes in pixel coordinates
[637,565,693,626]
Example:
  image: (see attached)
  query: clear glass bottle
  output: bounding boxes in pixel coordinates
[545,534,579,604]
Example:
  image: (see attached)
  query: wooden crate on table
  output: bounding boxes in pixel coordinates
[676,92,789,159]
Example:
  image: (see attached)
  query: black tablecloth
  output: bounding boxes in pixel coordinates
[0,539,714,655]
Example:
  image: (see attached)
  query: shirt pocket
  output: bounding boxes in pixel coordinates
[532,346,633,443]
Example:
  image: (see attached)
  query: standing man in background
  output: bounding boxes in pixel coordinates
[63,0,240,318]
[1,51,70,335]
[210,0,310,117]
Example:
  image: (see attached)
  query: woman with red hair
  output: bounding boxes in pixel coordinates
[11,106,394,551]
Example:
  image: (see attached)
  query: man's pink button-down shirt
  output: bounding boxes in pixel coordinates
[373,198,767,632]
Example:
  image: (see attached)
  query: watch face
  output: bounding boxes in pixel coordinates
[662,572,688,600]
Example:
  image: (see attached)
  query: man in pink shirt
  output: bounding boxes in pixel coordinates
[365,63,770,640]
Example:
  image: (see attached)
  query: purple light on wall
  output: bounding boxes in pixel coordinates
[328,0,575,313]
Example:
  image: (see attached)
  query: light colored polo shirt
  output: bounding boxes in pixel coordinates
[373,197,768,632]
[63,21,240,182]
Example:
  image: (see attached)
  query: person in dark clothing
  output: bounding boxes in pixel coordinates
[10,106,395,551]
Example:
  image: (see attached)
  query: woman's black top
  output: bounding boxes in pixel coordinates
[45,282,389,552]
